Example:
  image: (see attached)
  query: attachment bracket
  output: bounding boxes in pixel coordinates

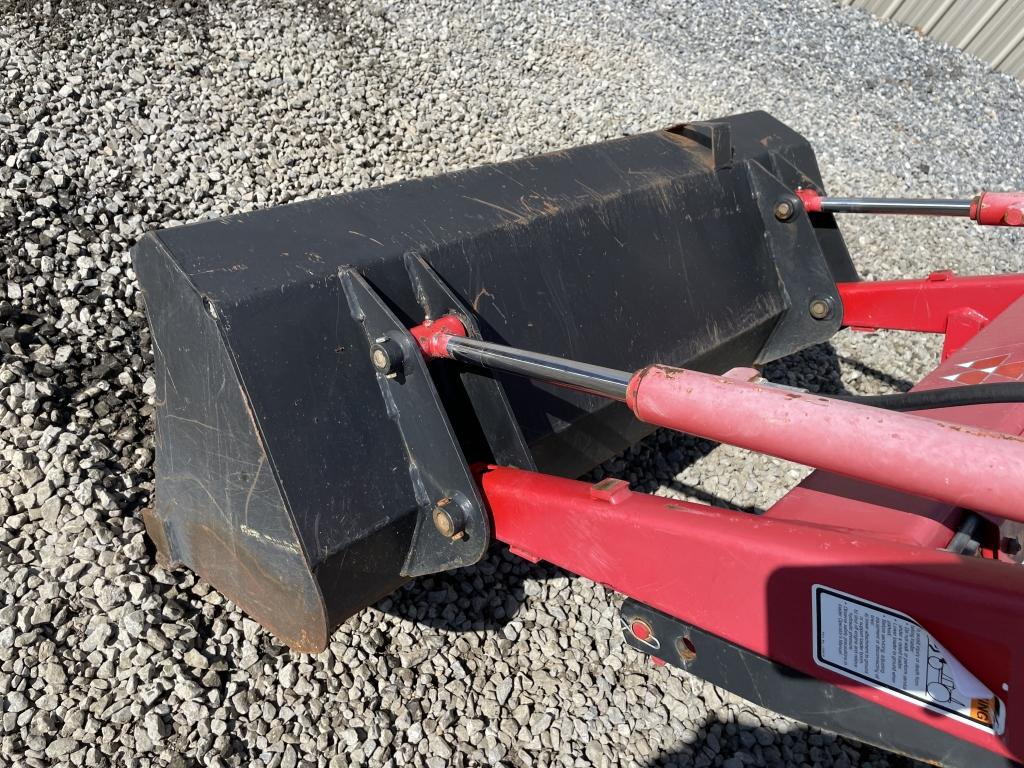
[341,267,489,576]
[748,156,844,362]
[403,253,535,470]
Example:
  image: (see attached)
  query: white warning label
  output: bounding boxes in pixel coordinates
[812,585,1004,734]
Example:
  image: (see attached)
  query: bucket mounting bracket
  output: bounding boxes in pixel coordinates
[341,267,490,577]
[404,252,535,470]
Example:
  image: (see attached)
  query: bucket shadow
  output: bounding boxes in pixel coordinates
[377,542,562,632]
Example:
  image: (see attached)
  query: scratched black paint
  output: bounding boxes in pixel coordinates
[132,111,855,650]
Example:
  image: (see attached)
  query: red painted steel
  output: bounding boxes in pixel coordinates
[409,315,467,357]
[482,465,1024,760]
[795,187,822,212]
[770,294,1024,558]
[624,362,1024,523]
[970,191,1024,226]
[914,296,1024,427]
[480,292,1024,762]
[838,272,1024,358]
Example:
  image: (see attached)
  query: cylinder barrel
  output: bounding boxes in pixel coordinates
[627,364,1024,523]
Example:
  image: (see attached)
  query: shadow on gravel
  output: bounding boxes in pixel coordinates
[761,341,846,393]
[655,435,765,514]
[763,341,915,395]
[379,542,566,632]
[643,714,907,768]
[835,354,915,393]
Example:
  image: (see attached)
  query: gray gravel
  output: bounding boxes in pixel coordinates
[2,0,1024,766]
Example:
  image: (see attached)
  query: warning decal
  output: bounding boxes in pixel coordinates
[812,585,1005,735]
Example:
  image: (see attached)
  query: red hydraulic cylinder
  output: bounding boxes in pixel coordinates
[626,365,1024,523]
[795,188,1024,226]
[971,191,1024,226]
[414,312,1024,522]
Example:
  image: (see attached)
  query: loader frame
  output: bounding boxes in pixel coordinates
[337,259,1024,765]
[472,274,1024,766]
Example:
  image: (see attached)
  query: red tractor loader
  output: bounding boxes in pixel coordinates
[132,111,1024,767]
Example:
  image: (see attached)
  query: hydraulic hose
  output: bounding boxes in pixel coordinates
[827,383,1024,411]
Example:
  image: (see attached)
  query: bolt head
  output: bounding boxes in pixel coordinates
[370,347,389,370]
[432,500,464,540]
[369,337,403,375]
[774,200,795,221]
[808,297,833,320]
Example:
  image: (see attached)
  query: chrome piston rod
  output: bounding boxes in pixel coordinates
[436,327,1024,525]
[444,335,632,401]
[812,197,972,216]
[794,188,1024,226]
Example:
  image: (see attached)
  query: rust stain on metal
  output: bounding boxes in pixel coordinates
[938,420,1024,443]
[461,195,530,224]
[658,365,684,379]
[185,520,327,653]
[472,286,495,311]
[520,194,560,216]
[142,507,175,568]
[238,382,265,447]
[658,129,716,170]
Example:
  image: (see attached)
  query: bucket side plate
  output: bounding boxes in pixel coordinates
[135,236,329,652]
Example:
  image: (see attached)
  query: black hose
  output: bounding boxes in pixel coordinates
[828,382,1024,412]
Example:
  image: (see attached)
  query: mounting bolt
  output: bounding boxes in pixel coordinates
[432,498,465,540]
[808,296,834,321]
[773,198,796,221]
[369,336,403,376]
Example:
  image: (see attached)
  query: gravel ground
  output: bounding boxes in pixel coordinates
[2,0,1024,766]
